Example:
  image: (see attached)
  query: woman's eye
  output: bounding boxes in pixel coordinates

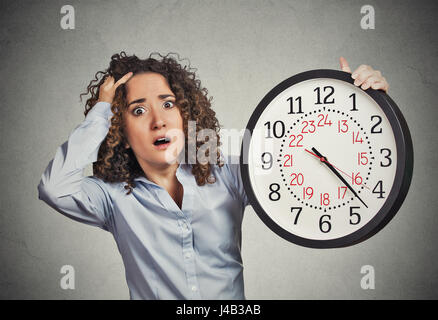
[163,101,174,109]
[133,107,145,115]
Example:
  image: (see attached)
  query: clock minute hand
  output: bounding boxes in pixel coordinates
[311,147,368,209]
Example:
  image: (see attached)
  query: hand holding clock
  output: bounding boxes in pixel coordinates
[339,57,389,92]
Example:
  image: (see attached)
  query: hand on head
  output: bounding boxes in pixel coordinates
[98,72,133,104]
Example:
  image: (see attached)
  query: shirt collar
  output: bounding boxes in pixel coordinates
[133,162,191,186]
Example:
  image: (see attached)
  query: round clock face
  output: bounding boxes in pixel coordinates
[241,70,413,248]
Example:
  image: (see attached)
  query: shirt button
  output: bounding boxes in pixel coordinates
[191,286,197,292]
[185,252,191,259]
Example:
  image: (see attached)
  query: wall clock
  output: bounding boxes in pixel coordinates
[240,69,413,248]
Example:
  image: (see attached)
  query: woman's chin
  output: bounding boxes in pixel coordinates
[153,148,184,165]
[161,142,184,164]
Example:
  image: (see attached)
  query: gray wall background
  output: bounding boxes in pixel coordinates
[0,0,436,299]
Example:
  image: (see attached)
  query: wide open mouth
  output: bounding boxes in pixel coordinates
[153,136,171,146]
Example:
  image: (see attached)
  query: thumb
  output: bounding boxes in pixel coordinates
[339,57,352,73]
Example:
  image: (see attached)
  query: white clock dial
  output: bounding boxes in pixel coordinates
[242,70,413,248]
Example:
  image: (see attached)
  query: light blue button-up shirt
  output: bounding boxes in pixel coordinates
[37,102,250,300]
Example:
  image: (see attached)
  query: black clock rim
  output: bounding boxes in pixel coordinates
[240,69,414,249]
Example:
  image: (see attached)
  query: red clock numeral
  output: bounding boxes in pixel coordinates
[352,172,363,185]
[301,120,316,134]
[337,120,349,133]
[352,131,363,144]
[320,193,330,206]
[289,134,304,147]
[338,186,347,199]
[290,173,304,186]
[283,154,293,167]
[357,152,368,165]
[303,186,314,199]
[317,113,332,127]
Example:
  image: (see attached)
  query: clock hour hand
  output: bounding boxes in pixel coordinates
[311,147,368,209]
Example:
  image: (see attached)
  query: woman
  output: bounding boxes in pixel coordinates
[37,52,389,299]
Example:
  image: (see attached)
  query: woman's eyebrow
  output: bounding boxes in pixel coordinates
[127,94,175,108]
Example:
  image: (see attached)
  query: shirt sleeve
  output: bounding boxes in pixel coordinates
[37,102,115,231]
[222,153,250,208]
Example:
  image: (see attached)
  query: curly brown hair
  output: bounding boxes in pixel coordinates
[80,51,223,195]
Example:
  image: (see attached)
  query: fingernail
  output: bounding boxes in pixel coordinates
[352,73,357,79]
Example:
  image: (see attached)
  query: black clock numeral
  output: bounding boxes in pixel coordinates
[372,180,386,199]
[349,206,361,225]
[261,152,273,170]
[291,207,302,225]
[287,96,303,114]
[319,215,332,233]
[349,93,358,111]
[264,120,285,139]
[370,115,383,134]
[380,148,392,167]
[269,183,281,201]
[314,86,335,105]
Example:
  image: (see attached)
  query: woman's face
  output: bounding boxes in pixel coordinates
[123,72,184,169]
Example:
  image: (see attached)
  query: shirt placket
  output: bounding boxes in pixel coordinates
[153,178,200,298]
[179,218,200,299]
[175,166,201,299]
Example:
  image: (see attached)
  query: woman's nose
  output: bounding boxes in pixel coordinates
[151,109,166,130]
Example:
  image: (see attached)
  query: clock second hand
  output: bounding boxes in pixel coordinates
[305,147,368,208]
